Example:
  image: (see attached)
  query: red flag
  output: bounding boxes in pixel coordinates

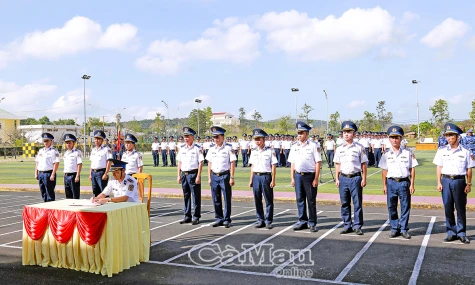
[116,129,121,151]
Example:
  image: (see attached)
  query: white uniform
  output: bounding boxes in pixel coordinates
[324,140,336,151]
[151,142,160,151]
[359,138,370,148]
[334,142,369,175]
[249,146,278,172]
[287,140,322,172]
[433,145,475,175]
[379,147,418,178]
[121,150,144,174]
[101,175,140,202]
[336,137,344,147]
[271,140,282,151]
[372,139,382,149]
[63,149,83,173]
[239,139,250,151]
[90,145,112,169]
[206,143,237,173]
[168,141,177,151]
[160,141,168,151]
[250,140,257,150]
[178,143,204,171]
[231,141,239,151]
[36,147,60,171]
[282,140,292,150]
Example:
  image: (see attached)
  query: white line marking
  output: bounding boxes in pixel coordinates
[152,209,256,248]
[150,209,183,218]
[334,220,390,282]
[0,209,22,215]
[408,216,436,285]
[0,244,21,249]
[0,229,22,236]
[147,260,366,285]
[162,209,290,263]
[0,239,21,246]
[0,215,21,220]
[214,209,322,269]
[270,220,344,275]
[0,221,23,228]
[150,211,213,231]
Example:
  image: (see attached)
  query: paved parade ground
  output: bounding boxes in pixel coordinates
[0,192,474,285]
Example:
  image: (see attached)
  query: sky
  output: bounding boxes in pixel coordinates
[0,0,474,126]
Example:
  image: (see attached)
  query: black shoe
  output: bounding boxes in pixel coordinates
[192,219,200,225]
[389,231,400,238]
[309,226,318,232]
[444,235,457,242]
[293,223,309,231]
[401,232,411,239]
[223,221,231,228]
[255,221,265,228]
[340,227,353,234]
[266,223,273,229]
[459,236,470,244]
[211,221,223,227]
[179,219,192,224]
[355,229,364,235]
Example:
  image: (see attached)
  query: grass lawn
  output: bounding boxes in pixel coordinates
[0,149,468,197]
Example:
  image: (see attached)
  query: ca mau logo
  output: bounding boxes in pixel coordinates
[188,243,314,268]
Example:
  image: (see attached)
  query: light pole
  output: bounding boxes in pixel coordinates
[161,100,169,136]
[323,90,329,133]
[291,88,299,123]
[412,80,420,140]
[81,75,91,153]
[195,99,202,136]
[0,97,5,103]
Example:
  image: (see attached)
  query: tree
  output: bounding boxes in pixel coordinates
[53,118,76,125]
[376,101,393,130]
[238,107,246,122]
[410,121,433,136]
[151,112,165,134]
[470,99,475,124]
[299,103,314,125]
[20,118,38,125]
[251,110,262,128]
[127,118,143,133]
[429,99,449,128]
[328,111,340,132]
[278,115,293,134]
[187,107,213,135]
[359,111,379,131]
[38,116,51,125]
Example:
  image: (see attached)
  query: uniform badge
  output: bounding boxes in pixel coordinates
[184,128,188,132]
[446,125,451,130]
[362,149,366,156]
[128,184,134,191]
[255,131,258,135]
[298,124,301,128]
[345,124,350,129]
[471,154,475,161]
[392,128,397,132]
[56,153,59,157]
[213,128,216,132]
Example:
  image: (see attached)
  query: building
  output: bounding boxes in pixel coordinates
[0,109,24,145]
[19,125,117,143]
[211,112,240,126]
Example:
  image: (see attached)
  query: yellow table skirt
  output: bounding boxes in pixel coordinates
[22,200,150,277]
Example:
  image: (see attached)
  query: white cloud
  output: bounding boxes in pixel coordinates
[346,100,365,109]
[400,11,419,26]
[420,18,469,48]
[0,80,57,114]
[136,17,260,75]
[376,46,406,60]
[255,7,397,61]
[0,16,138,68]
[50,89,89,117]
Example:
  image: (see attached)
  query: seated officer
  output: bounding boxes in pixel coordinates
[93,159,140,204]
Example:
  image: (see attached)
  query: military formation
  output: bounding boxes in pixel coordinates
[34,121,474,243]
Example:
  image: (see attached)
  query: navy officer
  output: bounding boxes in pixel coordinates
[121,133,143,175]
[287,121,322,232]
[433,123,474,244]
[89,130,112,196]
[63,134,83,199]
[93,159,139,204]
[35,132,60,202]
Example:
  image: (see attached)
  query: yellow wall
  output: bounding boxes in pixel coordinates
[0,119,20,144]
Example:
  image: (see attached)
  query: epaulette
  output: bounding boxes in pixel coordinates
[194,143,201,149]
[225,143,232,147]
[127,178,135,183]
[252,146,258,151]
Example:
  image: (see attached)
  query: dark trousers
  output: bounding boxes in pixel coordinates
[284,149,290,167]
[91,170,108,197]
[203,150,209,165]
[211,173,232,222]
[161,150,168,166]
[152,150,159,166]
[326,150,335,167]
[170,150,176,166]
[234,150,239,167]
[441,177,467,236]
[181,172,201,220]
[241,150,249,167]
[274,149,281,167]
[64,173,80,199]
[368,150,375,166]
[364,148,370,165]
[294,172,317,226]
[112,152,117,160]
[339,175,363,229]
[38,171,56,202]
[252,174,274,224]
[387,179,411,232]
[374,148,382,167]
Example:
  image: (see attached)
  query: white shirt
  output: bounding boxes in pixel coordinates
[372,139,382,148]
[231,141,240,151]
[168,141,177,151]
[271,140,282,150]
[160,142,168,150]
[433,145,475,175]
[90,145,112,169]
[383,138,391,148]
[63,149,83,173]
[282,141,292,150]
[336,137,344,147]
[101,175,139,202]
[249,146,277,172]
[151,142,160,151]
[334,141,369,175]
[239,139,250,150]
[359,138,370,148]
[36,146,60,171]
[250,141,257,150]
[121,150,144,174]
[265,140,272,147]
[324,140,336,151]
[178,143,204,171]
[287,140,322,173]
[401,139,408,148]
[379,147,418,178]
[206,143,237,173]
[203,141,211,150]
